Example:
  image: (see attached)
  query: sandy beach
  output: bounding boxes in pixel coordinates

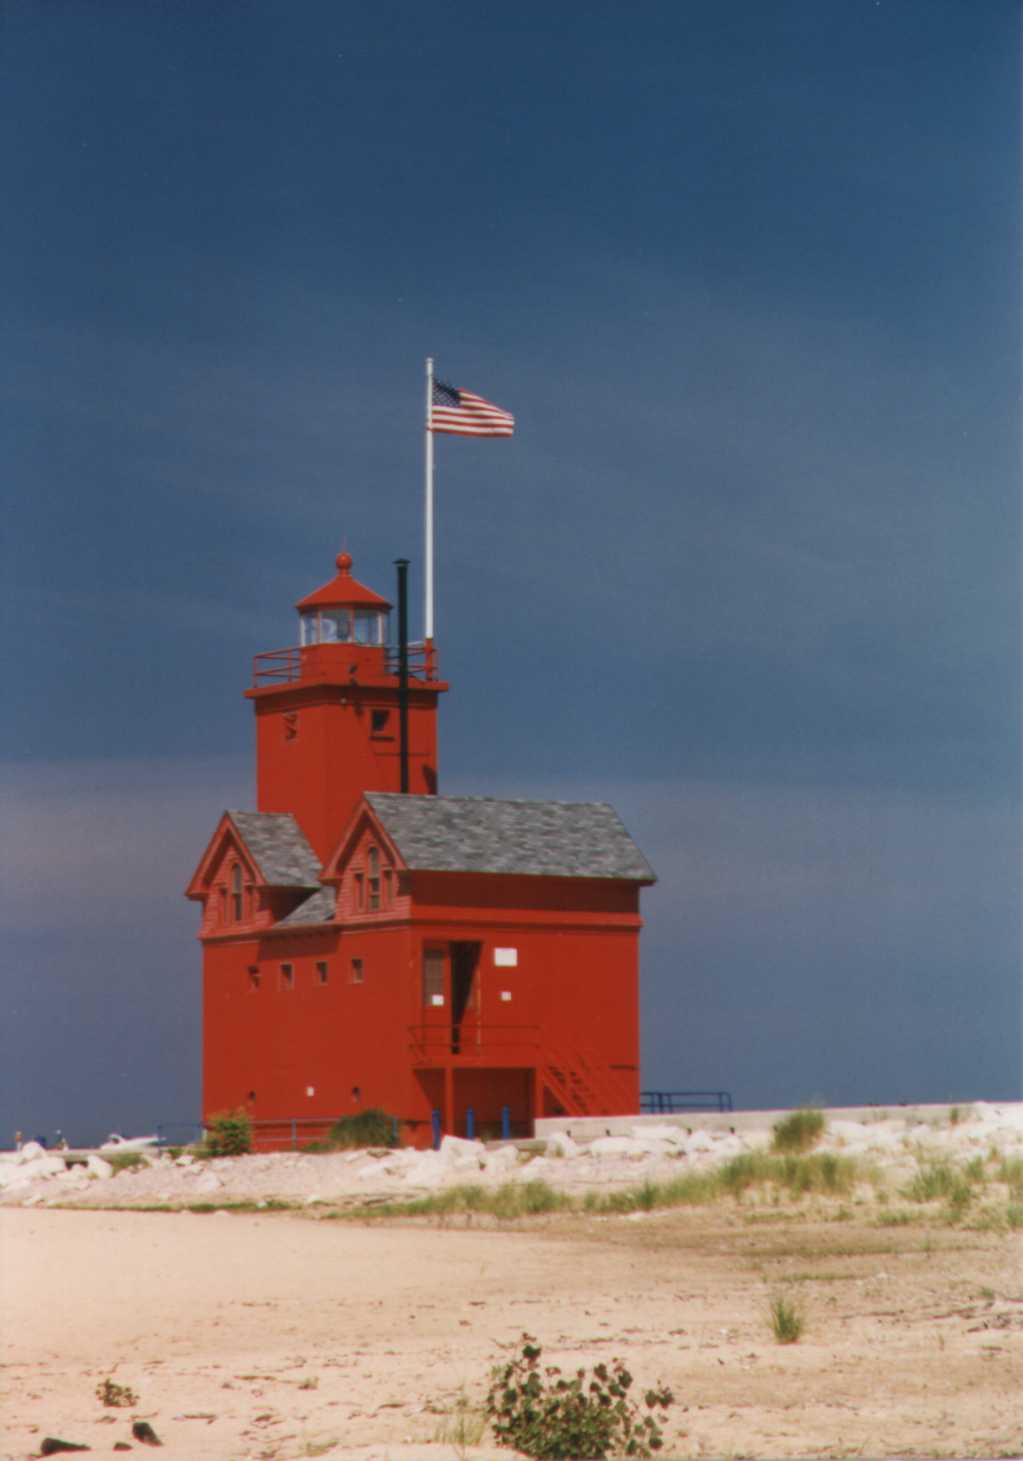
[3,1202,1021,1459]
[2,1107,1021,1460]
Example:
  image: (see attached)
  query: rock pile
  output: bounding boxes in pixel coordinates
[2,1103,1021,1211]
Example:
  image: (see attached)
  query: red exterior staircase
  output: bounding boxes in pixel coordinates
[541,1045,636,1117]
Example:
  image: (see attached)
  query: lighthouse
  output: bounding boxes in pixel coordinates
[187,547,655,1147]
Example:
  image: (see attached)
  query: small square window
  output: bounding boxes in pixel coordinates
[371,709,390,735]
[350,958,364,985]
[280,963,294,991]
[248,966,261,992]
[315,961,329,986]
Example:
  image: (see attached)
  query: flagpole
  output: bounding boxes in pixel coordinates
[424,356,435,644]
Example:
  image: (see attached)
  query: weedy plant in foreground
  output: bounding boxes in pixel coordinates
[96,1377,137,1407]
[768,1295,805,1344]
[486,1335,673,1459]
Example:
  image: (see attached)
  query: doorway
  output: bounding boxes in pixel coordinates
[450,941,481,1054]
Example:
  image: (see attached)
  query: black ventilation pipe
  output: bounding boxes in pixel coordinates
[394,558,410,793]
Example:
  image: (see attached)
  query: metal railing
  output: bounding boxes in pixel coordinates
[385,640,438,681]
[252,646,302,684]
[640,1090,734,1114]
[408,1023,540,1061]
[251,641,440,687]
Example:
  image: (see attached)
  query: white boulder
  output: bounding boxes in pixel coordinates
[545,1132,580,1158]
[588,1136,640,1156]
[401,1151,448,1188]
[86,1155,113,1180]
[12,1156,66,1183]
[439,1135,486,1161]
[483,1144,519,1174]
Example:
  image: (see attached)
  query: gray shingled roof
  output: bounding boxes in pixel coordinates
[276,886,337,926]
[227,811,321,887]
[365,793,655,882]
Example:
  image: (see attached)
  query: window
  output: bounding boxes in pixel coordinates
[280,963,294,991]
[350,958,364,985]
[422,950,445,1007]
[371,709,390,735]
[231,865,244,922]
[354,609,383,644]
[315,961,329,986]
[248,966,261,992]
[368,847,380,910]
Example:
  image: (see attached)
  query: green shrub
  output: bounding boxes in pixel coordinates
[771,1108,825,1154]
[768,1296,804,1344]
[204,1108,252,1157]
[1006,1203,1023,1230]
[325,1108,398,1149]
[486,1336,672,1459]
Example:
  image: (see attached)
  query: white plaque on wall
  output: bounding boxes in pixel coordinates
[431,994,445,1006]
[493,948,518,967]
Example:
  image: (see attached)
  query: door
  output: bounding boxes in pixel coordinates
[450,941,481,1055]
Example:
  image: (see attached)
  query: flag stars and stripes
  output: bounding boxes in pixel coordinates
[430,379,515,437]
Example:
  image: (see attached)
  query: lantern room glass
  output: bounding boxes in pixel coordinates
[300,608,387,646]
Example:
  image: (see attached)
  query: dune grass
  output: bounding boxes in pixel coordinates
[332,1153,861,1222]
[771,1108,826,1155]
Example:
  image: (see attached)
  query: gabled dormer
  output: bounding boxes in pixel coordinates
[185,810,329,938]
[322,802,408,923]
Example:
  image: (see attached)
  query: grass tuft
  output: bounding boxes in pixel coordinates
[904,1163,974,1206]
[432,1389,488,1450]
[720,1151,855,1198]
[997,1157,1023,1199]
[771,1108,825,1154]
[105,1150,148,1175]
[768,1295,804,1344]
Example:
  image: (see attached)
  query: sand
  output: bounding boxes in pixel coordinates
[2,1198,1020,1461]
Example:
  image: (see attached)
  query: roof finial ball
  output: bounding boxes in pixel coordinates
[336,549,353,575]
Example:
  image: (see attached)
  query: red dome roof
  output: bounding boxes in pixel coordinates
[295,550,392,611]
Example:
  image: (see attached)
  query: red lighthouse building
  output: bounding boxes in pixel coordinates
[186,549,655,1144]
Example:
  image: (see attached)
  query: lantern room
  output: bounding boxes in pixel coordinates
[296,550,390,647]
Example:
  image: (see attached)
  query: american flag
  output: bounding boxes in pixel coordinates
[430,379,515,437]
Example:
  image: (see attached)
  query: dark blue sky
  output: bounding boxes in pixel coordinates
[2,1,1019,1143]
